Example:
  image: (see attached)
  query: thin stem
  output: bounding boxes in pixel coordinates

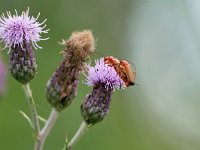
[67,121,89,150]
[22,83,40,137]
[62,133,69,150]
[35,108,59,150]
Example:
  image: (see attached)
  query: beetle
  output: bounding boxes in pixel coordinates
[104,56,136,87]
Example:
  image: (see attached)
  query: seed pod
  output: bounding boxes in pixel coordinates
[46,30,95,111]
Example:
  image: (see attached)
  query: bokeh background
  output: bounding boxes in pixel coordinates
[1,0,200,150]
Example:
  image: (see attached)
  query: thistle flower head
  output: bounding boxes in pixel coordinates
[0,8,48,84]
[64,30,95,58]
[0,8,48,51]
[85,58,125,90]
[0,57,6,95]
[81,58,126,125]
[46,30,95,111]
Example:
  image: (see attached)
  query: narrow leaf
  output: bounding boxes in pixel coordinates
[62,132,69,150]
[19,110,34,129]
[37,115,47,123]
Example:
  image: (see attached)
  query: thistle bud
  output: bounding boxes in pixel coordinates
[0,8,49,84]
[81,58,125,125]
[46,30,95,112]
[9,43,37,84]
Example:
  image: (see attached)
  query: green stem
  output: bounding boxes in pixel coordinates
[22,83,40,137]
[35,108,59,150]
[62,133,68,150]
[67,121,89,150]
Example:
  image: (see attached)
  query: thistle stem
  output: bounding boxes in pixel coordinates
[35,108,59,150]
[22,83,40,137]
[67,121,89,150]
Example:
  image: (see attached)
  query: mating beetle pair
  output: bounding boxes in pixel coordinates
[104,56,136,87]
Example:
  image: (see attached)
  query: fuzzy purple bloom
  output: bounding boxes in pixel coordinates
[85,58,125,90]
[0,8,48,51]
[81,58,125,125]
[0,8,48,84]
[0,58,6,95]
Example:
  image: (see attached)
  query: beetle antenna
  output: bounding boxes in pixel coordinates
[135,83,139,86]
[131,62,136,71]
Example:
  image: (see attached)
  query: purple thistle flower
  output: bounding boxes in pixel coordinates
[0,57,6,96]
[81,58,125,125]
[0,8,48,51]
[0,8,49,84]
[85,58,125,90]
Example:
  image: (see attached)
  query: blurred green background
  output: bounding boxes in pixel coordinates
[1,0,200,150]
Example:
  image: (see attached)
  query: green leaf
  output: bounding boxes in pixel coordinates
[62,132,69,150]
[19,110,33,129]
[37,115,47,123]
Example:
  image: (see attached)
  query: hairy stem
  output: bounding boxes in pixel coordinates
[67,121,89,150]
[35,108,59,150]
[22,83,40,137]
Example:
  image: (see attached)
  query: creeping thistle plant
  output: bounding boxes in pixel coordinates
[0,55,6,96]
[0,8,136,150]
[0,8,48,84]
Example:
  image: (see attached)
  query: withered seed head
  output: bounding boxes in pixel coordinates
[65,30,95,58]
[46,30,95,112]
